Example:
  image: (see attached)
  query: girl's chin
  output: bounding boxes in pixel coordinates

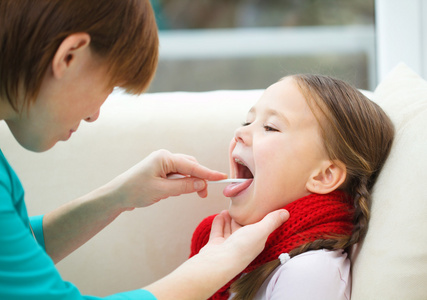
[228,208,261,226]
[228,207,244,226]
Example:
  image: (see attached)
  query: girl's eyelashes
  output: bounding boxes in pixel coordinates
[241,121,280,132]
[264,125,279,132]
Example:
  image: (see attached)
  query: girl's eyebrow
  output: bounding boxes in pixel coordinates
[249,106,290,126]
[267,108,290,126]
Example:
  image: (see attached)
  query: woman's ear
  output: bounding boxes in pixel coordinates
[51,33,91,79]
[306,160,347,194]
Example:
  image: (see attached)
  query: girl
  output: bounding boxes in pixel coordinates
[0,1,289,299]
[190,74,394,299]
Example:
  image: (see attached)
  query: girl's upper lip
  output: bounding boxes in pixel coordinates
[232,153,254,178]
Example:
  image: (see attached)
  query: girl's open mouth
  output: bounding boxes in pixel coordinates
[223,158,254,197]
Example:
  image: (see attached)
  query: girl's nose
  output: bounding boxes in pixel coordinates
[84,110,100,123]
[234,125,252,146]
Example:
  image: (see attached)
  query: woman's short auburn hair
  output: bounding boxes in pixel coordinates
[0,0,159,110]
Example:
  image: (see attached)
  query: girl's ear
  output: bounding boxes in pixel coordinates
[306,160,347,194]
[51,33,91,79]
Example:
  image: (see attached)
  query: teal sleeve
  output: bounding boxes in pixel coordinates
[0,191,155,300]
[21,215,157,299]
[30,214,46,250]
[0,150,157,300]
[0,206,158,299]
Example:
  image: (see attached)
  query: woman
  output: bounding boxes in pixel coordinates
[0,1,289,299]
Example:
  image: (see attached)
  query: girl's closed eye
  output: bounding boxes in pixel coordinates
[264,124,279,132]
[242,121,252,127]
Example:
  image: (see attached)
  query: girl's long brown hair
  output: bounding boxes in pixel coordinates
[0,0,158,111]
[230,74,394,300]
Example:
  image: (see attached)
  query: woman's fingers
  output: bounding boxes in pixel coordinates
[162,151,227,181]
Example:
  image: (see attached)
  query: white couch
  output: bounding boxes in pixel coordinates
[1,64,426,299]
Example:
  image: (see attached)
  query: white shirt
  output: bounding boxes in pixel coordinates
[230,249,351,300]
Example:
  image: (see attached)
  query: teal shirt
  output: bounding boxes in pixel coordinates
[0,150,156,300]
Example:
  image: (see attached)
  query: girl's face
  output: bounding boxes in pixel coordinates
[226,77,330,225]
[6,55,112,152]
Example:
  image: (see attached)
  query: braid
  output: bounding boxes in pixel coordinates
[230,260,280,300]
[290,237,350,257]
[345,176,371,247]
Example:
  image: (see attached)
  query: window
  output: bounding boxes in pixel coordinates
[149,0,375,92]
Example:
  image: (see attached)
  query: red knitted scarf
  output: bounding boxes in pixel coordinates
[189,191,354,300]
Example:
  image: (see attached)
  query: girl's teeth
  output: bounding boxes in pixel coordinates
[235,158,245,165]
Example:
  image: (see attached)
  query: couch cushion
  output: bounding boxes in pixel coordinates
[351,64,427,299]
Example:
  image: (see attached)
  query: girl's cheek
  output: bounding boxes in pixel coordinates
[228,138,237,177]
[228,138,237,153]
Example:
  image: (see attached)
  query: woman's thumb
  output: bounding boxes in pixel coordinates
[259,209,290,235]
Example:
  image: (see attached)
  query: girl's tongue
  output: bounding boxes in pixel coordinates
[223,179,253,197]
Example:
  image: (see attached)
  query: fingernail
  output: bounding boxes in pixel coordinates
[194,180,205,191]
[279,210,290,221]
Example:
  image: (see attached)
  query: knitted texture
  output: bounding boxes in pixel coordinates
[189,191,354,300]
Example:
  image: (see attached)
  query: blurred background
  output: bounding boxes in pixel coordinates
[147,0,376,92]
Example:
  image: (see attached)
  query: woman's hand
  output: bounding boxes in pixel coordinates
[202,209,290,269]
[144,209,290,300]
[105,149,227,210]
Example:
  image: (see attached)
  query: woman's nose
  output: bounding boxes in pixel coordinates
[234,125,252,146]
[84,110,100,123]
